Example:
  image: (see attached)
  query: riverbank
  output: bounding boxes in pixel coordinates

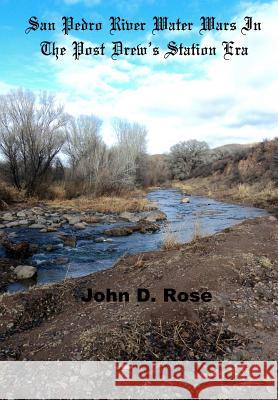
[0,215,277,360]
[171,177,278,213]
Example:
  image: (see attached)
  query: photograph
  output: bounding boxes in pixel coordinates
[0,0,277,398]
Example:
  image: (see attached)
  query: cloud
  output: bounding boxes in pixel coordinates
[41,1,278,153]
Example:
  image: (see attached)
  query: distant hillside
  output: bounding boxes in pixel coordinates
[210,139,278,184]
[213,142,257,154]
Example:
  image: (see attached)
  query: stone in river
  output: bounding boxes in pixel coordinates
[17,211,26,218]
[14,265,37,280]
[47,226,58,232]
[181,197,190,204]
[143,210,167,222]
[60,235,77,247]
[18,219,29,225]
[104,227,134,237]
[64,215,80,225]
[2,240,32,258]
[119,212,140,223]
[2,213,14,221]
[5,221,19,228]
[29,224,46,229]
[74,222,87,230]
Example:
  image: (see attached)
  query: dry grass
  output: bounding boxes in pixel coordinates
[191,217,203,241]
[162,226,183,250]
[77,312,246,360]
[0,181,22,204]
[172,178,278,210]
[47,190,155,214]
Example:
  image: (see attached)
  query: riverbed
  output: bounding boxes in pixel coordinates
[0,189,268,292]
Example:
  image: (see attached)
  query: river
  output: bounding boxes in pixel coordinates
[1,189,268,292]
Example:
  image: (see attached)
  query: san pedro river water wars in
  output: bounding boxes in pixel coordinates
[26,16,261,60]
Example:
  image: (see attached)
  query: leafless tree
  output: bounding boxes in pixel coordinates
[65,115,107,194]
[0,89,68,195]
[110,118,147,188]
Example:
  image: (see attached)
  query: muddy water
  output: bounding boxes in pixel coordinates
[2,189,268,292]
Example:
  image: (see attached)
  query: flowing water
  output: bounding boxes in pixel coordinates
[2,189,268,292]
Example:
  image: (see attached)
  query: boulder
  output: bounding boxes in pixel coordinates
[143,210,167,222]
[95,237,106,243]
[119,212,140,223]
[81,215,102,224]
[104,227,134,237]
[60,235,77,247]
[64,215,80,225]
[37,217,47,225]
[181,197,190,204]
[18,219,29,225]
[104,221,160,236]
[29,224,46,229]
[5,221,20,228]
[135,220,160,233]
[14,265,37,280]
[17,211,26,218]
[2,240,32,259]
[47,226,58,232]
[95,237,113,243]
[74,222,87,230]
[2,213,14,222]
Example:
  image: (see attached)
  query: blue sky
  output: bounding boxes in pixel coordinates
[0,0,277,153]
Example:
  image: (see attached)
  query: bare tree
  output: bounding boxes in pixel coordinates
[65,115,107,194]
[111,118,147,188]
[169,139,210,180]
[0,89,68,195]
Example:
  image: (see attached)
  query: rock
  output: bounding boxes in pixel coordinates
[47,226,58,232]
[95,237,113,243]
[29,224,46,229]
[37,217,47,224]
[135,220,160,233]
[104,220,160,236]
[64,215,80,225]
[74,222,87,230]
[181,197,190,204]
[31,208,44,216]
[17,211,26,218]
[60,235,77,247]
[119,212,140,223]
[2,240,32,259]
[104,227,134,237]
[18,219,28,226]
[14,265,37,280]
[81,215,102,224]
[268,216,277,221]
[5,221,19,228]
[95,237,106,243]
[143,210,167,222]
[0,224,5,229]
[2,213,14,222]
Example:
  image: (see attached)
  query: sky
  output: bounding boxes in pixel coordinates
[0,0,277,153]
